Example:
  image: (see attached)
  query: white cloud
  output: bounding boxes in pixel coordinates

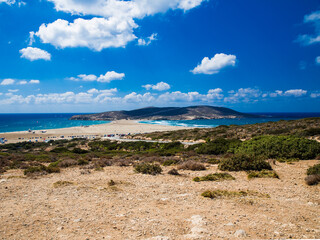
[36,17,138,51]
[142,81,170,91]
[47,0,206,18]
[1,79,15,85]
[296,11,320,46]
[310,92,320,98]
[138,33,157,46]
[97,71,125,83]
[69,71,125,83]
[224,88,261,103]
[33,0,205,51]
[283,89,307,97]
[0,0,25,6]
[191,53,237,74]
[316,56,320,65]
[8,89,19,93]
[19,47,51,61]
[18,80,28,85]
[123,92,155,103]
[29,80,40,84]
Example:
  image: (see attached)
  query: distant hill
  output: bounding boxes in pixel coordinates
[70,106,256,121]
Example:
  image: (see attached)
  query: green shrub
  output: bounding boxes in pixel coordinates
[50,147,70,153]
[24,165,47,175]
[247,170,279,179]
[72,148,89,154]
[235,135,320,160]
[218,154,272,171]
[193,173,235,182]
[207,158,220,164]
[134,163,162,175]
[201,189,270,199]
[307,163,320,175]
[195,138,241,155]
[162,159,179,166]
[77,159,89,165]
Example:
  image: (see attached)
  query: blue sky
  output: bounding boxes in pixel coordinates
[0,0,319,113]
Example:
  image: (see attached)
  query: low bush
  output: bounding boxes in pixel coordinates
[207,158,220,164]
[72,148,89,154]
[162,159,179,166]
[218,154,272,172]
[235,135,320,160]
[193,173,235,182]
[247,170,279,179]
[305,175,320,185]
[134,163,162,175]
[168,168,180,175]
[195,138,241,155]
[53,181,74,188]
[201,189,270,199]
[177,161,206,171]
[307,163,320,175]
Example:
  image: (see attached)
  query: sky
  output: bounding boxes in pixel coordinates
[0,0,319,113]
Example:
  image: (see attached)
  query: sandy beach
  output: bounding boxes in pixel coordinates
[0,120,189,144]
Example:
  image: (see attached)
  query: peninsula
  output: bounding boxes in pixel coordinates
[70,105,255,121]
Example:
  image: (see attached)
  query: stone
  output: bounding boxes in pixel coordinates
[234,230,247,237]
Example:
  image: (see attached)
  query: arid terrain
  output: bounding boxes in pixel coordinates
[1,160,319,240]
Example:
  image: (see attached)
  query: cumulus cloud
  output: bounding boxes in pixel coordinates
[17,80,40,85]
[296,10,320,46]
[32,0,205,51]
[138,33,157,46]
[283,89,307,97]
[191,53,237,74]
[47,0,206,18]
[8,89,19,93]
[1,79,15,85]
[68,71,125,83]
[310,92,320,98]
[35,17,138,51]
[142,81,170,91]
[316,56,320,65]
[224,88,261,103]
[0,0,25,6]
[19,47,51,61]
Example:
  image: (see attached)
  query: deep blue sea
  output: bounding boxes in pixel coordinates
[0,112,319,133]
[0,113,110,133]
[139,112,320,128]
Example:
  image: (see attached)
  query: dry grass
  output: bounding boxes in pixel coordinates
[53,181,74,188]
[247,170,279,179]
[201,189,270,199]
[193,173,235,182]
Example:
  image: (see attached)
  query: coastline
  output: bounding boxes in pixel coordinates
[0,120,191,144]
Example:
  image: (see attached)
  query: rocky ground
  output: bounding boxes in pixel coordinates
[0,160,319,240]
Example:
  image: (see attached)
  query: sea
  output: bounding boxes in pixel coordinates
[139,112,320,128]
[0,113,110,133]
[0,112,319,133]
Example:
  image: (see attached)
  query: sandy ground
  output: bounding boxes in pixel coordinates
[0,160,319,240]
[0,120,189,144]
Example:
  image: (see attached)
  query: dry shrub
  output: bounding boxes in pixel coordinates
[93,158,112,168]
[177,160,206,171]
[168,168,180,175]
[114,158,132,167]
[58,159,78,168]
[305,175,320,185]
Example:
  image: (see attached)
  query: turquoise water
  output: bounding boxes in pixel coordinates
[139,113,320,128]
[0,113,110,133]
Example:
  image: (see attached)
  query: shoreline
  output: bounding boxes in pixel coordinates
[0,120,191,144]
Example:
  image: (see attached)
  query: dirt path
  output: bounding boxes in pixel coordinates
[0,160,319,239]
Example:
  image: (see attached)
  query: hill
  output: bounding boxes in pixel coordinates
[70,105,254,121]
